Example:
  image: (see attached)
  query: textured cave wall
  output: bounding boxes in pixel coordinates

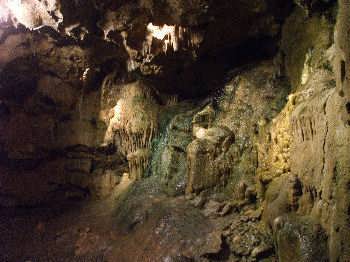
[102,80,160,180]
[27,0,293,97]
[328,0,350,260]
[148,2,348,260]
[256,2,350,261]
[0,0,295,207]
[0,29,128,206]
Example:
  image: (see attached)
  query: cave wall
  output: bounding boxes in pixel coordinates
[0,30,128,205]
[257,2,350,261]
[149,2,350,260]
[327,0,350,260]
[0,0,294,206]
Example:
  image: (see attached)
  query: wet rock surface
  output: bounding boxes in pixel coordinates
[273,216,328,262]
[150,102,198,196]
[0,174,277,262]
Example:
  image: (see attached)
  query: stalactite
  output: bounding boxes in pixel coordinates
[121,31,140,72]
[106,82,159,179]
[144,23,203,55]
[120,24,203,72]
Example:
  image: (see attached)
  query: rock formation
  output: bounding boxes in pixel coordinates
[105,81,159,179]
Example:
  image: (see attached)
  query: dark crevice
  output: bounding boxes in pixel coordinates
[341,60,346,83]
[202,237,231,261]
[321,94,332,177]
[148,35,280,99]
[346,102,350,114]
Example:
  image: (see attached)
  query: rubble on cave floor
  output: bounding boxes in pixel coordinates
[0,176,276,262]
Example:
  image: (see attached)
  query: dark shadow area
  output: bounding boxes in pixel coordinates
[147,35,279,99]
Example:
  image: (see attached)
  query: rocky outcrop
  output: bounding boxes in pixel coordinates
[150,103,196,196]
[186,126,234,194]
[151,4,348,260]
[258,4,350,261]
[325,1,350,260]
[273,216,328,262]
[103,81,159,179]
[0,29,127,205]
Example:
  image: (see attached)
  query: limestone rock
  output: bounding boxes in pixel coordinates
[226,214,274,260]
[199,231,223,256]
[202,200,224,217]
[273,216,328,262]
[190,195,206,208]
[106,81,159,179]
[186,126,234,194]
[262,174,302,228]
[65,158,92,173]
[151,104,198,196]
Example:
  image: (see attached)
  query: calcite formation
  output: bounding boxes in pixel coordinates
[106,81,159,179]
[186,126,235,194]
[150,103,195,196]
[257,3,350,261]
[257,99,293,183]
[0,0,62,30]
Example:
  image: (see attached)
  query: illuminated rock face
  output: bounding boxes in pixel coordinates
[257,4,350,261]
[106,82,159,180]
[0,0,62,29]
[121,22,203,73]
[186,126,234,194]
[145,23,202,54]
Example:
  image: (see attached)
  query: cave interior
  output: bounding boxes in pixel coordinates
[0,0,349,261]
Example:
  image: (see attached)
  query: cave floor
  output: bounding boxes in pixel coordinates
[0,178,236,262]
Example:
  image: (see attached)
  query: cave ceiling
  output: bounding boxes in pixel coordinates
[0,0,297,97]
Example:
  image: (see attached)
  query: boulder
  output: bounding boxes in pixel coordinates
[186,126,234,194]
[273,216,328,262]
